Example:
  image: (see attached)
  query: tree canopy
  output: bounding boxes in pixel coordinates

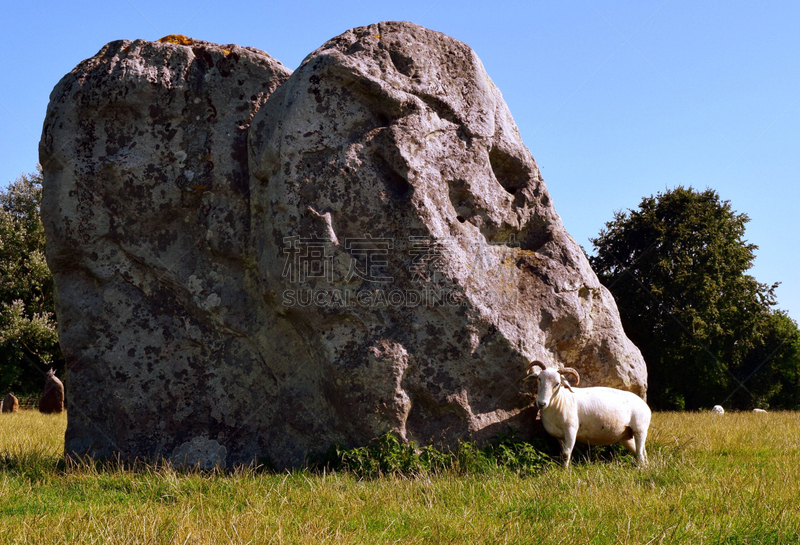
[0,169,63,396]
[589,186,798,410]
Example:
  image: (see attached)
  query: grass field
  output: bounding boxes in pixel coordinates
[0,410,798,544]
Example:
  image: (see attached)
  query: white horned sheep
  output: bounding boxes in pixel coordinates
[712,405,725,414]
[524,361,651,468]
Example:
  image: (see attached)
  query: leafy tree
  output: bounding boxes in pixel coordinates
[0,168,63,396]
[730,311,800,410]
[589,186,797,410]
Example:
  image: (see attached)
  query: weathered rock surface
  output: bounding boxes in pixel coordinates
[2,393,19,413]
[40,36,292,464]
[38,369,64,413]
[41,24,646,469]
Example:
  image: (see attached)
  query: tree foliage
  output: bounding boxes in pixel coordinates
[589,186,798,410]
[0,169,63,396]
[731,310,800,410]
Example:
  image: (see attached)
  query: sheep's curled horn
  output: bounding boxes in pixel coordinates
[523,360,546,381]
[559,367,580,386]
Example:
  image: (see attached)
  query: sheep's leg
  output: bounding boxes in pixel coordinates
[621,437,636,453]
[633,428,648,467]
[561,428,577,468]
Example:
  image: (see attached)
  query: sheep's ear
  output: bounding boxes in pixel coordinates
[523,372,538,382]
[561,376,574,392]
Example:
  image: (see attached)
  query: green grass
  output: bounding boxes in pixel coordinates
[0,410,799,543]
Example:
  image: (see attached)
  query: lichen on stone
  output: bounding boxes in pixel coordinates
[158,34,194,46]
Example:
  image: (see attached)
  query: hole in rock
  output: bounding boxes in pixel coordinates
[488,145,530,195]
[373,153,411,199]
[447,178,474,224]
[389,49,415,77]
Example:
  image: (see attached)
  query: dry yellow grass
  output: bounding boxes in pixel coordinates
[0,408,65,460]
[0,410,798,544]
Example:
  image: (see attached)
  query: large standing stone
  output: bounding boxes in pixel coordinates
[2,393,19,413]
[41,24,647,469]
[40,36,292,465]
[38,369,64,414]
[246,21,646,466]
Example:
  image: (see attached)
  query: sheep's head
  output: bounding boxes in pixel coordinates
[524,362,580,409]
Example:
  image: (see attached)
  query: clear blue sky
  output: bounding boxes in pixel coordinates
[2,1,799,318]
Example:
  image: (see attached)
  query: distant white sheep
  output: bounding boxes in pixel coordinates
[753,408,767,414]
[524,361,651,468]
[712,405,725,414]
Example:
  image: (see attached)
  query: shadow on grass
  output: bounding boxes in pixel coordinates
[1,430,559,481]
